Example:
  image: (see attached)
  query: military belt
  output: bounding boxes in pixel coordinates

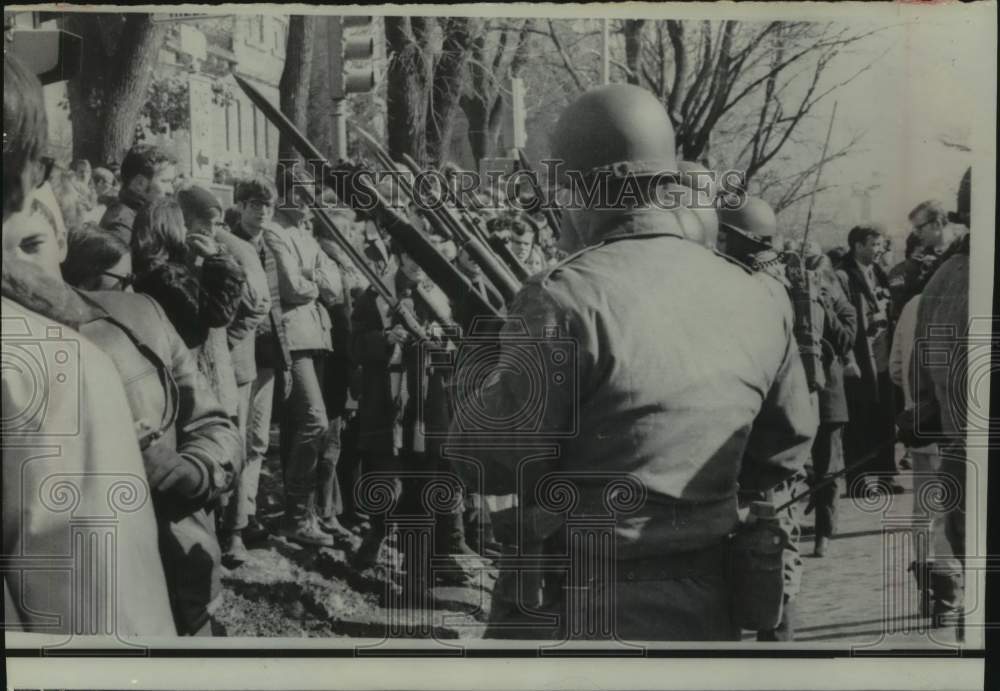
[601,541,729,583]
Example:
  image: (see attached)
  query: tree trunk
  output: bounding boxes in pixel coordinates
[426,17,474,167]
[306,19,333,160]
[463,98,490,164]
[63,14,168,165]
[277,15,316,177]
[385,17,428,163]
[623,20,645,86]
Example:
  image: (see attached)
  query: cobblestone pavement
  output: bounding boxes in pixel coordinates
[786,450,965,648]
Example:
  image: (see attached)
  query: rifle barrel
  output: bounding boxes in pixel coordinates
[232,73,501,325]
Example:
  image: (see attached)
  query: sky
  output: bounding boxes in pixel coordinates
[793,6,994,246]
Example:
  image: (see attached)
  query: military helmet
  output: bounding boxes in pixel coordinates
[551,84,676,183]
[716,196,777,264]
[718,196,777,238]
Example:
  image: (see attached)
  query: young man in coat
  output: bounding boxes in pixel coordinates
[268,202,348,545]
[837,225,903,496]
[231,177,292,547]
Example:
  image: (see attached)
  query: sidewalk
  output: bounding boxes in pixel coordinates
[788,455,963,648]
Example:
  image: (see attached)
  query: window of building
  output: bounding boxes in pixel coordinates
[235,99,243,153]
[252,106,260,158]
[258,16,266,44]
[225,101,232,151]
[264,120,270,160]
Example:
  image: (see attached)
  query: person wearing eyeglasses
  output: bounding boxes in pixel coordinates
[229,177,293,549]
[61,221,135,291]
[3,53,239,637]
[3,53,178,638]
[886,200,954,323]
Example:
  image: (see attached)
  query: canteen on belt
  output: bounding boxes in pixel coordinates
[729,501,787,631]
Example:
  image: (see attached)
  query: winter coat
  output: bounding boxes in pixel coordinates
[3,296,176,636]
[264,221,343,353]
[74,289,241,635]
[133,251,244,416]
[217,228,271,386]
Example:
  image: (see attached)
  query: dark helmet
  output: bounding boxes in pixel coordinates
[551,84,676,183]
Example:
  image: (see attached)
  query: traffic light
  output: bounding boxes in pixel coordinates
[9,29,82,85]
[328,15,375,98]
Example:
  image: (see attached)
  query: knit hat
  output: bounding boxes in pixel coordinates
[177,185,222,225]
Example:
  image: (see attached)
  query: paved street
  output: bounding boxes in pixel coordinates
[219,438,968,647]
[788,449,963,648]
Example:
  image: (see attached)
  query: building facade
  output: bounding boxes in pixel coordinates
[7,11,288,190]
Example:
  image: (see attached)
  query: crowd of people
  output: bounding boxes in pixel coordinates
[3,52,972,642]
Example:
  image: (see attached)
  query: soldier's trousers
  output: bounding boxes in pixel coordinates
[810,423,845,539]
[360,450,467,575]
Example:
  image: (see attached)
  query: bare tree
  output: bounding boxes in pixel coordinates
[459,19,534,165]
[426,17,475,165]
[306,19,334,159]
[277,15,316,173]
[385,17,433,162]
[622,20,882,173]
[751,128,865,214]
[63,14,169,164]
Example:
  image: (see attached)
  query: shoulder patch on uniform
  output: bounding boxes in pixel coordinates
[711,248,754,275]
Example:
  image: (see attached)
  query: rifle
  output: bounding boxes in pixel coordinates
[348,121,523,301]
[515,148,563,239]
[287,170,430,343]
[398,153,530,284]
[774,436,899,513]
[232,73,502,331]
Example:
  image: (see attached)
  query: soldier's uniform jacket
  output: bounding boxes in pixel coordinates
[460,208,818,560]
[351,269,454,457]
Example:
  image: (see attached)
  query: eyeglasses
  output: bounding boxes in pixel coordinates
[102,270,135,290]
[35,156,55,190]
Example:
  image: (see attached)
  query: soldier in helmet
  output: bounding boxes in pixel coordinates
[717,197,778,265]
[452,84,816,641]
